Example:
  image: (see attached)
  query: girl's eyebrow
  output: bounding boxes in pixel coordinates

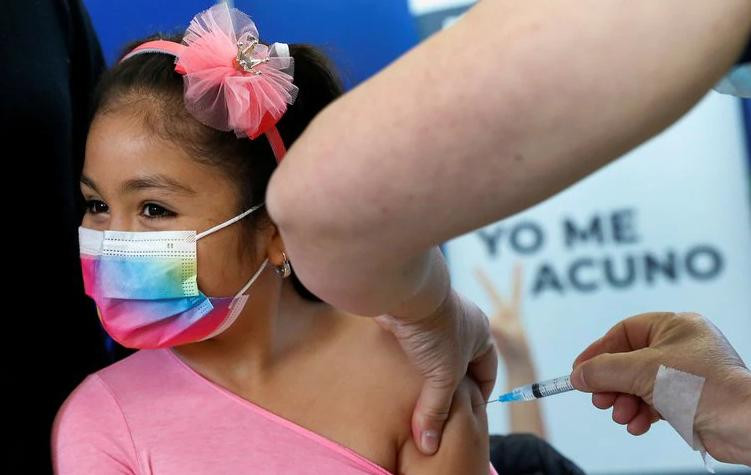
[80,173,197,196]
[122,174,197,196]
[79,174,100,192]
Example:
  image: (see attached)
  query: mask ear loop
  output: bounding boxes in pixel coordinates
[195,202,265,241]
[193,202,268,300]
[233,258,269,300]
[200,258,269,340]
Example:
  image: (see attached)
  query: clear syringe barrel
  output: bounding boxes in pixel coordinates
[499,375,574,402]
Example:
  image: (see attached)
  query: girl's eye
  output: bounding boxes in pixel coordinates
[142,203,176,219]
[85,200,109,215]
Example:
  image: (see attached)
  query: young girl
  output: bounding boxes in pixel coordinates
[52,5,496,474]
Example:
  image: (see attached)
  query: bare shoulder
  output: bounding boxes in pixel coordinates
[330,312,490,474]
[327,313,424,441]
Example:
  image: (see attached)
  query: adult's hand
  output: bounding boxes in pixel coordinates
[376,289,497,455]
[571,312,751,465]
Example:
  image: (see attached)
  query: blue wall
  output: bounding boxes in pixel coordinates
[84,0,419,89]
[84,0,751,146]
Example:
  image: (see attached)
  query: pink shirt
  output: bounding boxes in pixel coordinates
[52,348,498,474]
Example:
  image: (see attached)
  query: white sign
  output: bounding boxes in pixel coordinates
[446,92,751,473]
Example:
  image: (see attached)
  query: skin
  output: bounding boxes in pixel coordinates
[266,0,751,452]
[571,312,751,466]
[80,110,491,474]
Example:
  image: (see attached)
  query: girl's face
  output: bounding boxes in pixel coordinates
[81,111,267,297]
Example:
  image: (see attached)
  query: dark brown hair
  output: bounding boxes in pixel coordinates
[92,35,344,301]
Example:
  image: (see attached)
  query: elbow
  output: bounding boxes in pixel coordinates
[266,160,339,247]
[266,168,300,237]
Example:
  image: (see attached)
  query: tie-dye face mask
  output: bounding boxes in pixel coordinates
[79,203,267,349]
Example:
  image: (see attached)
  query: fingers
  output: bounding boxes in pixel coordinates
[612,393,640,424]
[571,348,657,397]
[573,323,634,369]
[600,395,660,436]
[592,392,618,409]
[573,313,667,369]
[411,379,455,455]
[468,343,498,401]
[626,403,661,436]
[593,393,661,436]
[474,268,504,310]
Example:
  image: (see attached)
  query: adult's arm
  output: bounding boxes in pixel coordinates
[268,0,751,313]
[267,0,751,456]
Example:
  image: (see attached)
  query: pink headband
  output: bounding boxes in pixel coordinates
[120,4,298,162]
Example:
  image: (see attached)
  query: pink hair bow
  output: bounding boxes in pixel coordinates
[121,3,298,161]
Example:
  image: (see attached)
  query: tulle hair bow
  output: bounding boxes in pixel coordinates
[120,3,298,161]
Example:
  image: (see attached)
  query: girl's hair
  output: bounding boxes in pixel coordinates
[92,35,344,301]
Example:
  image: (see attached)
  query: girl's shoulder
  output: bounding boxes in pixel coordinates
[327,312,425,442]
[328,313,492,474]
[51,365,142,472]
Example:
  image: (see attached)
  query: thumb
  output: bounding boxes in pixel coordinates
[412,379,455,455]
[571,348,658,399]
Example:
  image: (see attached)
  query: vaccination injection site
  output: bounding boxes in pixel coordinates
[8,0,751,474]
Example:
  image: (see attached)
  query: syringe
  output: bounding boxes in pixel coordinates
[486,375,575,404]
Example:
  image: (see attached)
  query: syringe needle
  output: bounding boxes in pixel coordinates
[473,399,497,408]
